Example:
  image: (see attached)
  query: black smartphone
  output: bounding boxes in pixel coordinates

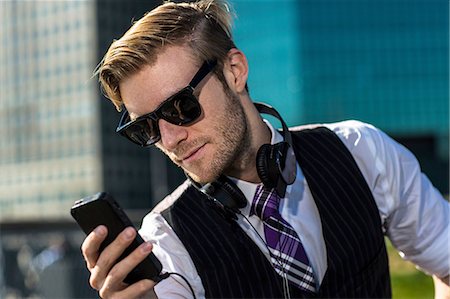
[70,192,163,284]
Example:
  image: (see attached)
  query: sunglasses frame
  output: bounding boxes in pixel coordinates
[116,59,218,147]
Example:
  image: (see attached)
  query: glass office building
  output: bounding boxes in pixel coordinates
[0,0,179,222]
[0,1,101,221]
[234,0,448,193]
[0,1,166,297]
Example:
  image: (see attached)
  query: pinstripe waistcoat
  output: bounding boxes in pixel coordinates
[158,127,391,298]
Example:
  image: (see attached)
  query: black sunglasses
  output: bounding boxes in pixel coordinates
[116,60,217,147]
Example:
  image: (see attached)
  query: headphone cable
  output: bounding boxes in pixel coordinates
[159,272,197,299]
[267,222,292,299]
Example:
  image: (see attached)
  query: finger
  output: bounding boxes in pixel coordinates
[90,227,137,289]
[104,242,154,287]
[99,279,155,299]
[81,225,107,270]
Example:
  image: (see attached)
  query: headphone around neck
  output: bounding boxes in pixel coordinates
[254,102,296,198]
[188,102,297,216]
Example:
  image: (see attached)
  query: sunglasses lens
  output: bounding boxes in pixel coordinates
[161,89,201,125]
[119,91,201,147]
[123,118,159,146]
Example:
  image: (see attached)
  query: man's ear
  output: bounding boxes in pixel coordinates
[223,48,249,93]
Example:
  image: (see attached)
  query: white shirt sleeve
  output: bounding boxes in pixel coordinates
[327,120,450,278]
[139,213,206,299]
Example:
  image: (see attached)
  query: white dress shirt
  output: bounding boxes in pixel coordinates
[139,120,450,299]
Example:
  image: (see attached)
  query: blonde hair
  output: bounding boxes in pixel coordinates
[96,0,236,111]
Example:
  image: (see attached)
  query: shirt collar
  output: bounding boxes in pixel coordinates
[264,119,284,144]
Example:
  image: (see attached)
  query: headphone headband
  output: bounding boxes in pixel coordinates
[253,102,293,146]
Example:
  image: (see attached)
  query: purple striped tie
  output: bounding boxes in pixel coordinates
[251,184,316,293]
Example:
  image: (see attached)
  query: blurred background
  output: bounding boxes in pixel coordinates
[0,0,447,298]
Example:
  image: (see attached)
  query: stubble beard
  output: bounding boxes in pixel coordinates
[189,91,252,184]
[208,92,251,182]
[158,84,253,184]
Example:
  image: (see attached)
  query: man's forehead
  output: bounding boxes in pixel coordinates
[119,45,200,116]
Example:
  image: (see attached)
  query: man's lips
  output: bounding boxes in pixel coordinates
[180,144,205,162]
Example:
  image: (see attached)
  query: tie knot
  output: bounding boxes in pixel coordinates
[251,184,281,220]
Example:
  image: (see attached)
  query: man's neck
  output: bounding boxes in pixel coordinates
[224,101,272,183]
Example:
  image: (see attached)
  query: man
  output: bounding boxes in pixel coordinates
[81,0,450,298]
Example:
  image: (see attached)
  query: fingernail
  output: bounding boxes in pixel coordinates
[94,226,106,236]
[123,227,135,240]
[141,242,152,253]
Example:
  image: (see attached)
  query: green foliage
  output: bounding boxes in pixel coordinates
[391,272,433,299]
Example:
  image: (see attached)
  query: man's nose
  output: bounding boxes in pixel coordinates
[158,118,188,150]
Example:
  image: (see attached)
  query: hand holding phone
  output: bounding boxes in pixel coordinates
[71,192,163,285]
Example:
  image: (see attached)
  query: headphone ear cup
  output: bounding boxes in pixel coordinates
[256,144,276,188]
[202,176,247,214]
[218,177,247,210]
